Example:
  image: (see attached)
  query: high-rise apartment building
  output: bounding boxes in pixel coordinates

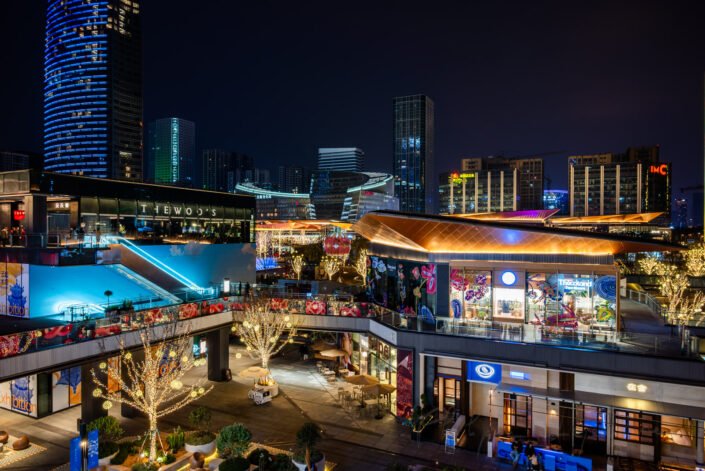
[148,118,195,186]
[439,156,544,214]
[568,146,670,218]
[393,95,435,213]
[44,0,142,181]
[317,148,364,172]
[201,150,253,192]
[0,151,40,172]
[277,165,310,193]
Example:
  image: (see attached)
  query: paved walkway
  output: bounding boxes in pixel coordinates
[0,345,515,470]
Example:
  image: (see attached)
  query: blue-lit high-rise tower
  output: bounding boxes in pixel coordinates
[148,118,196,187]
[393,95,435,214]
[44,0,143,181]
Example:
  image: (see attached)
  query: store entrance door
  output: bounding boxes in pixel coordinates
[574,404,607,455]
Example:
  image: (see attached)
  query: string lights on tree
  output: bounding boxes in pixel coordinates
[291,253,304,280]
[91,326,213,464]
[353,248,368,286]
[321,255,342,281]
[232,300,298,369]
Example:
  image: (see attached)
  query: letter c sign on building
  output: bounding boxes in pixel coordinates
[467,360,502,384]
[649,164,668,176]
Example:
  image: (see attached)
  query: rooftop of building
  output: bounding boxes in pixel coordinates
[353,210,680,255]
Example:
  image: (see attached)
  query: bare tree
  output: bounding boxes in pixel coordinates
[352,249,368,286]
[638,255,662,275]
[684,244,705,277]
[291,253,304,280]
[233,300,298,369]
[91,325,212,463]
[321,256,341,281]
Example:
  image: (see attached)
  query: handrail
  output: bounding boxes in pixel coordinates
[625,288,664,319]
[0,291,701,363]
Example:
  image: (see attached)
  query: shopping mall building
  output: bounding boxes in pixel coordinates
[0,170,255,419]
[286,211,705,468]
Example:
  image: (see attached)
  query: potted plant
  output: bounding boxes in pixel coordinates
[270,454,296,471]
[165,426,185,454]
[185,406,216,454]
[88,415,123,466]
[217,456,250,471]
[247,447,272,469]
[216,423,251,459]
[292,422,324,471]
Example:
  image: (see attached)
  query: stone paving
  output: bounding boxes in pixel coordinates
[0,345,515,470]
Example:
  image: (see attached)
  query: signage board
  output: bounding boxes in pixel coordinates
[69,429,98,471]
[444,429,456,454]
[12,210,25,221]
[467,360,502,384]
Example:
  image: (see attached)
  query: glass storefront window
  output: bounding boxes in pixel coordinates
[661,416,693,447]
[493,287,525,323]
[449,268,491,320]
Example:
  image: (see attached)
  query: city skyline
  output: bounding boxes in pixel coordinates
[2,1,705,192]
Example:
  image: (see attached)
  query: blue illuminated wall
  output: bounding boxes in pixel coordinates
[28,265,171,318]
[136,243,256,289]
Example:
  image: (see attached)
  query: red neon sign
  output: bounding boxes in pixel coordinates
[649,164,668,176]
[12,210,25,221]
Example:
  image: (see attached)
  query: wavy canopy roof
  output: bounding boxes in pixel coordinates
[352,211,680,256]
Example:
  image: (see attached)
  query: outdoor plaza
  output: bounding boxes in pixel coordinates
[0,343,512,471]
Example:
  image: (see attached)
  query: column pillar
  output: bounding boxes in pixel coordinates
[81,361,107,423]
[696,419,704,468]
[121,349,144,418]
[206,326,231,382]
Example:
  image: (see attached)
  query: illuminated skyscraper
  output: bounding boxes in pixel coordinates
[44,0,142,181]
[148,118,195,186]
[393,95,434,213]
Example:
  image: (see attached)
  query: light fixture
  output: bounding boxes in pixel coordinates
[627,383,648,393]
[501,271,517,286]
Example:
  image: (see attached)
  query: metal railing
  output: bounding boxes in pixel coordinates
[625,288,663,318]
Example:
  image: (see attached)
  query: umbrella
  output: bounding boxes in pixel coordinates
[362,383,396,395]
[311,340,335,351]
[344,374,380,386]
[319,348,348,358]
[238,366,270,379]
[362,383,397,420]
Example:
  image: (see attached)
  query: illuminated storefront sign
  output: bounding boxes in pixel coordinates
[12,210,25,221]
[139,203,219,218]
[649,164,668,176]
[500,271,517,286]
[557,278,593,290]
[467,360,502,384]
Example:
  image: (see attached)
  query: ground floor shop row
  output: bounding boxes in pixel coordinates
[0,336,209,418]
[421,354,705,467]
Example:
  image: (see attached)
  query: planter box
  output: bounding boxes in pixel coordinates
[185,439,216,455]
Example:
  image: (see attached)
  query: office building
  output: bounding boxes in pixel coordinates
[0,151,40,172]
[393,95,435,213]
[317,148,364,172]
[148,118,196,186]
[44,0,142,181]
[674,196,688,229]
[543,190,569,215]
[235,183,313,220]
[439,156,544,214]
[569,146,670,219]
[202,150,253,192]
[277,165,310,193]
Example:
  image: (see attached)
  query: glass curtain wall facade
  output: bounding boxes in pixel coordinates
[148,118,195,187]
[393,95,434,214]
[44,0,142,181]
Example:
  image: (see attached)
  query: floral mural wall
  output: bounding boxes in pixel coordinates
[367,256,437,319]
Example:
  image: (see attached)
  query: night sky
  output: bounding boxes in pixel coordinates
[2,0,705,192]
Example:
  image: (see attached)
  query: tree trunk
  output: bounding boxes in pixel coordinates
[148,414,158,463]
[261,354,270,370]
